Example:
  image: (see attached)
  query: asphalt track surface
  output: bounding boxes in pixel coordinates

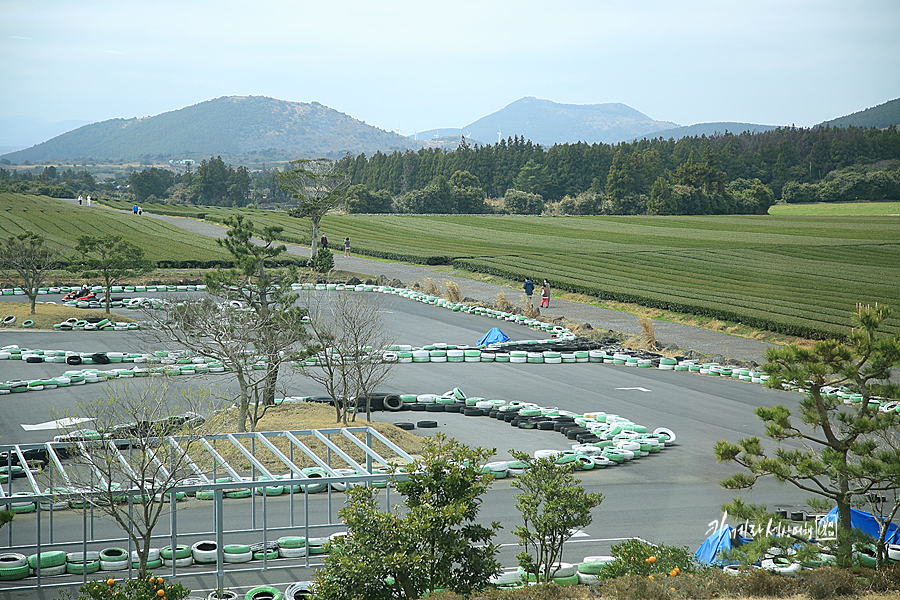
[0,289,809,600]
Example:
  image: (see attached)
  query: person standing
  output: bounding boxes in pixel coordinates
[86,195,91,206]
[541,279,550,308]
[343,237,350,257]
[78,194,83,205]
[321,234,328,250]
[523,278,535,306]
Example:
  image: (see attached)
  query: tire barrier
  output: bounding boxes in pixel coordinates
[245,586,284,600]
[98,547,129,571]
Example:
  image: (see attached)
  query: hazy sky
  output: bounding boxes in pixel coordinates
[2,0,899,134]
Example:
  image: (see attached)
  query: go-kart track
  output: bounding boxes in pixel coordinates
[0,286,810,599]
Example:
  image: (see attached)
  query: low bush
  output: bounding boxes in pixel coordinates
[802,566,862,599]
[598,538,698,579]
[71,575,190,600]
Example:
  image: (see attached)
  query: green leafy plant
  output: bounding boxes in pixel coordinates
[309,247,334,273]
[510,450,603,584]
[72,575,190,600]
[597,538,698,580]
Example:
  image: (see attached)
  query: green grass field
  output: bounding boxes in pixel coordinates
[0,194,232,262]
[3,194,898,337]
[769,201,900,216]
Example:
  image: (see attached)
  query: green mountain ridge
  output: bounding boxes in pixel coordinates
[1,96,421,163]
[819,97,900,129]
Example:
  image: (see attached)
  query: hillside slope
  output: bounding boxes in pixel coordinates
[819,97,900,129]
[1,96,421,162]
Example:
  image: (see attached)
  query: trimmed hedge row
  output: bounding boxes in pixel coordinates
[453,257,851,340]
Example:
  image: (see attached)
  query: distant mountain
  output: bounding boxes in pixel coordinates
[1,96,421,163]
[635,122,780,141]
[0,116,90,152]
[819,97,900,129]
[417,97,679,147]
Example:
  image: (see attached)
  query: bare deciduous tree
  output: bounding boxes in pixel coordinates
[143,296,306,432]
[50,380,215,576]
[298,290,397,424]
[0,231,60,314]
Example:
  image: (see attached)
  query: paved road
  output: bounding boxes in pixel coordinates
[59,197,778,364]
[1,286,808,599]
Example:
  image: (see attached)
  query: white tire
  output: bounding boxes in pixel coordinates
[222,551,252,564]
[99,559,129,571]
[577,572,600,584]
[888,544,900,561]
[278,546,307,559]
[191,541,219,564]
[34,563,68,576]
[654,427,677,445]
[130,548,160,562]
[162,555,194,567]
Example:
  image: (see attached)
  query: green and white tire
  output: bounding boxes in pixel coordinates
[66,559,101,575]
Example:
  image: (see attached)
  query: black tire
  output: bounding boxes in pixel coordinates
[25,356,42,363]
[576,433,600,443]
[538,420,556,430]
[510,418,521,427]
[92,353,110,364]
[410,404,426,412]
[444,404,462,413]
[394,422,415,431]
[463,408,483,416]
[488,410,499,418]
[416,420,438,428]
[567,428,588,440]
[503,412,517,422]
[425,403,445,412]
[383,395,403,411]
[66,355,82,365]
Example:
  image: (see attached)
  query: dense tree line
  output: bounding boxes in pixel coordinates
[4,124,898,216]
[0,165,95,198]
[336,125,900,215]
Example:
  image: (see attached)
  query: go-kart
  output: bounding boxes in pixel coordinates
[63,289,97,301]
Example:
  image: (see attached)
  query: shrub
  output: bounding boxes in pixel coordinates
[73,575,190,600]
[598,538,697,579]
[494,292,514,312]
[442,279,462,303]
[861,561,900,593]
[600,574,675,600]
[309,248,334,273]
[729,568,801,597]
[802,566,861,599]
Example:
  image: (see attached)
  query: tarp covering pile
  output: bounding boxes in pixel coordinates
[477,327,510,346]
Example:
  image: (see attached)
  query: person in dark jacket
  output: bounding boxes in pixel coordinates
[321,235,328,250]
[523,278,535,306]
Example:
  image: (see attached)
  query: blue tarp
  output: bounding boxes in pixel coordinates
[695,525,752,565]
[822,506,900,543]
[477,327,509,346]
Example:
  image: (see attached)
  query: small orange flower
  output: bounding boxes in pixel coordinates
[107,579,115,586]
[648,575,654,579]
[670,587,676,591]
[646,555,656,564]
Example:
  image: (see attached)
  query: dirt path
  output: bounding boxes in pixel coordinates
[83,200,777,363]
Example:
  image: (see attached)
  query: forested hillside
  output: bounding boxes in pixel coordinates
[338,125,900,215]
[820,98,900,129]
